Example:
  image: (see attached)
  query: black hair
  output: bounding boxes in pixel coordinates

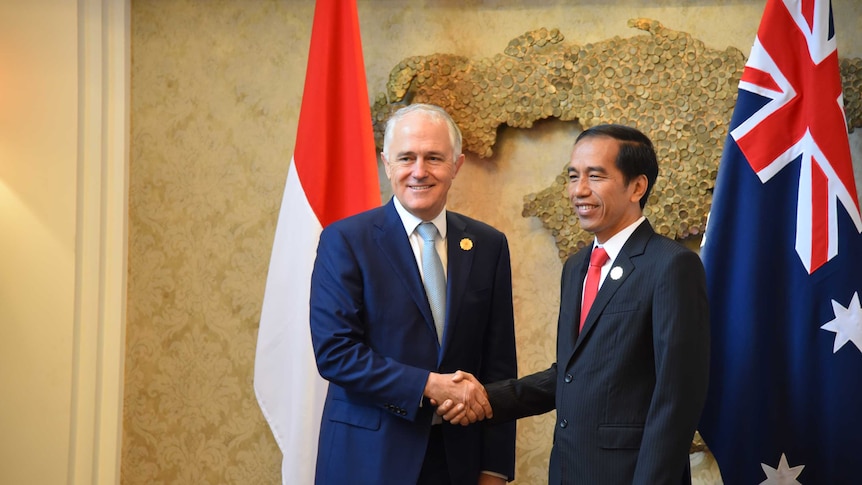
[575,124,659,209]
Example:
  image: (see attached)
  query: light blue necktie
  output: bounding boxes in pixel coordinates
[417,222,446,343]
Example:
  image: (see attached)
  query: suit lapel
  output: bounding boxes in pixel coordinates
[562,255,590,362]
[374,201,438,341]
[569,221,654,359]
[443,213,474,355]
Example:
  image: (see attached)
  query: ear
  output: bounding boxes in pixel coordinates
[452,153,466,178]
[629,174,648,203]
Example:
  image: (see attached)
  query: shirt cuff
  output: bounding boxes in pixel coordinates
[481,470,507,480]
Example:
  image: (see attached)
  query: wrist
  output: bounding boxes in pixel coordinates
[424,372,441,398]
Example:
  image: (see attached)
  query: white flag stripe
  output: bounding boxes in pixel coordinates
[254,160,328,484]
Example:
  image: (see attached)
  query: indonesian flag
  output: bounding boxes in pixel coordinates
[698,1,862,482]
[253,0,380,482]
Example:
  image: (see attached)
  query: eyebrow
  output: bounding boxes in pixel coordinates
[567,165,608,174]
[395,150,448,159]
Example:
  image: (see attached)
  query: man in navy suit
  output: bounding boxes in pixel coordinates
[440,124,709,484]
[309,104,517,485]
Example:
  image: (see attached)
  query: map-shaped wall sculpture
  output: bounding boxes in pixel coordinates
[371,19,862,260]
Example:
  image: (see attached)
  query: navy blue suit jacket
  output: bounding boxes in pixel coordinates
[310,199,517,485]
[486,220,710,484]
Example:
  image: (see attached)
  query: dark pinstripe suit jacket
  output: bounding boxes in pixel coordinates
[486,220,709,485]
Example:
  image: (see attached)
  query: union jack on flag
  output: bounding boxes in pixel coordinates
[698,0,862,483]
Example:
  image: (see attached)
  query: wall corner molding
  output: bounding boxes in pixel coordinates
[71,0,130,483]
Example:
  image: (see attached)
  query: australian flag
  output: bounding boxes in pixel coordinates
[698,0,862,483]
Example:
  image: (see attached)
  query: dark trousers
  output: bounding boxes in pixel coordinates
[417,425,450,485]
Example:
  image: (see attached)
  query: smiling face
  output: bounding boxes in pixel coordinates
[567,135,647,243]
[382,110,465,221]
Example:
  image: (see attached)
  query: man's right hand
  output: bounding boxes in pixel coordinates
[426,370,491,426]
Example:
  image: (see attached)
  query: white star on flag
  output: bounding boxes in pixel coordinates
[760,453,804,485]
[820,292,862,354]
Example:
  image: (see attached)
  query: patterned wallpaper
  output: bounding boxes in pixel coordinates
[125,1,299,482]
[125,1,862,483]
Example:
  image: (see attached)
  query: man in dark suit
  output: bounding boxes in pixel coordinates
[309,104,517,485]
[440,124,710,484]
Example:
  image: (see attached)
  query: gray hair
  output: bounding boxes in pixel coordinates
[382,104,463,160]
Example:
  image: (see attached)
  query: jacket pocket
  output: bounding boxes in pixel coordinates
[598,424,643,449]
[602,301,639,315]
[328,399,381,430]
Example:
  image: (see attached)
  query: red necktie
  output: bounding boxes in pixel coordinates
[580,247,609,331]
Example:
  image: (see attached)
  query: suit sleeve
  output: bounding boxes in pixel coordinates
[309,225,430,422]
[633,249,710,484]
[485,364,557,423]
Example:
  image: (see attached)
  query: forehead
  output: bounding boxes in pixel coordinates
[392,112,449,142]
[568,136,620,169]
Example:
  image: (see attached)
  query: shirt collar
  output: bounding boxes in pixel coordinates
[591,216,646,262]
[392,197,447,239]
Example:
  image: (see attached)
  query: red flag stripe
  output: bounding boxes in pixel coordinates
[810,158,829,271]
[801,0,815,32]
[294,0,380,228]
[740,67,783,93]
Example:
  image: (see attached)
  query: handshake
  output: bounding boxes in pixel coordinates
[424,370,491,426]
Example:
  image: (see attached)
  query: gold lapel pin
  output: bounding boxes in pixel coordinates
[460,238,473,251]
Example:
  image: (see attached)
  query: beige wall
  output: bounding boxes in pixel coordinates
[119,0,858,484]
[0,1,79,483]
[1,1,128,484]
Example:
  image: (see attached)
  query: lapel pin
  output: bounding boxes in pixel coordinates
[610,266,623,280]
[460,238,473,251]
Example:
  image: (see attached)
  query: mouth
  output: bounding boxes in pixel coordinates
[574,202,599,215]
[408,184,434,191]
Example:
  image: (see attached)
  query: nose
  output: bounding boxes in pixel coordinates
[411,158,430,178]
[569,177,589,197]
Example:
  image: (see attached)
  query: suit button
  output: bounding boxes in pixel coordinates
[564,374,573,383]
[559,419,568,428]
